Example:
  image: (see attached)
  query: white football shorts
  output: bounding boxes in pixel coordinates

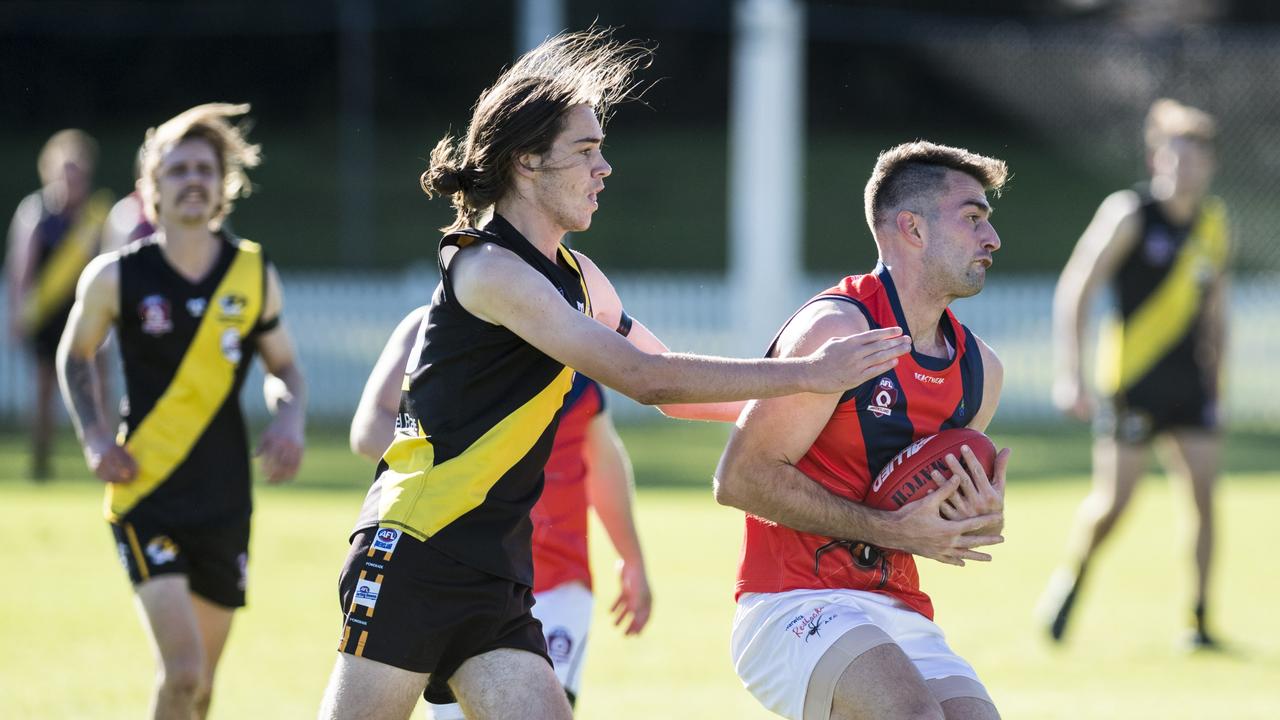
[731,588,991,720]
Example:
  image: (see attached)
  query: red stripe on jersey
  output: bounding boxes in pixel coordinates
[736,267,981,620]
[530,376,603,593]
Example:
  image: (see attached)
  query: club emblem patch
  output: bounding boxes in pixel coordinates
[867,377,899,418]
[139,295,172,335]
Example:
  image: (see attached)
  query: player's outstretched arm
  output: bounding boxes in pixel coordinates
[584,411,652,636]
[350,306,428,461]
[255,262,306,484]
[572,250,744,422]
[56,253,136,483]
[713,301,1003,567]
[1052,190,1142,419]
[451,244,910,404]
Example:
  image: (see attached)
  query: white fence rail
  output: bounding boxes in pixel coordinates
[3,273,1279,428]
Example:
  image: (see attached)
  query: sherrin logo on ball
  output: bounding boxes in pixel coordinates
[865,428,997,511]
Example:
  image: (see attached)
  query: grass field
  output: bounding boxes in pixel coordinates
[2,422,1278,719]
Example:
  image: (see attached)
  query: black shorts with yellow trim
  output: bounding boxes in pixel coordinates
[336,526,550,705]
[1096,383,1218,445]
[109,517,250,608]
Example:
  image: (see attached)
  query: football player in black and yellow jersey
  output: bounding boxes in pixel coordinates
[5,129,108,480]
[319,28,914,720]
[1044,99,1229,649]
[57,104,307,719]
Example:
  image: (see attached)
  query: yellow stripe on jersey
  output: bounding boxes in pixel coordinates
[106,240,264,521]
[558,246,593,317]
[1097,197,1229,395]
[376,365,576,541]
[21,190,113,332]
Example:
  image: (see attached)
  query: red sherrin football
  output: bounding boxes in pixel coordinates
[865,428,997,511]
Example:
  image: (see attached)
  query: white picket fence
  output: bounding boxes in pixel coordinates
[3,273,1279,428]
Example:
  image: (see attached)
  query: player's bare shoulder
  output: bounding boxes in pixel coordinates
[774,298,872,358]
[75,250,123,312]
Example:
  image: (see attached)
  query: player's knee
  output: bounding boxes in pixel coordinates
[158,658,205,699]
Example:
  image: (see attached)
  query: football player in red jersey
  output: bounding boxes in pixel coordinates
[716,141,1011,720]
[350,306,653,717]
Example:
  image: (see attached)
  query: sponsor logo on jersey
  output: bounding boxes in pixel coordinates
[867,377,899,418]
[372,528,401,554]
[914,372,945,385]
[353,578,381,608]
[186,297,207,318]
[546,627,574,662]
[145,535,178,566]
[218,293,248,320]
[139,295,173,335]
[575,300,585,313]
[220,327,242,364]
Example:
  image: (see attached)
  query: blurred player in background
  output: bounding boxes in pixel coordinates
[57,103,307,719]
[1044,99,1229,649]
[319,28,913,720]
[350,305,652,717]
[716,141,1011,720]
[5,129,111,480]
[101,145,157,254]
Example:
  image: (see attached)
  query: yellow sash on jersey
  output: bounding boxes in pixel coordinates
[1097,197,1229,395]
[105,240,264,521]
[378,366,575,541]
[21,190,113,333]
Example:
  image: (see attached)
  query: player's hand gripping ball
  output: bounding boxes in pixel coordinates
[865,428,996,511]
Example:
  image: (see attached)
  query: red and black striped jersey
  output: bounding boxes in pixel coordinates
[736,264,986,620]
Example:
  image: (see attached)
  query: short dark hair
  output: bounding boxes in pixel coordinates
[864,141,1008,233]
[422,27,652,232]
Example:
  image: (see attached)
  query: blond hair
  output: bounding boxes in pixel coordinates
[37,129,98,185]
[1145,98,1216,149]
[422,27,652,232]
[138,103,261,226]
[864,141,1008,233]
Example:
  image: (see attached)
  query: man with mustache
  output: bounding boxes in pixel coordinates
[57,103,307,720]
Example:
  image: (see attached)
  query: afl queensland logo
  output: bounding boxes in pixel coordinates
[220,327,242,364]
[867,377,899,418]
[139,295,172,335]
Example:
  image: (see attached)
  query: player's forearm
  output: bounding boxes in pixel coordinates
[58,350,109,445]
[620,352,813,406]
[714,461,898,549]
[1052,282,1088,382]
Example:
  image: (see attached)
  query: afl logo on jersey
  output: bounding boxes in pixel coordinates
[139,295,173,336]
[867,377,898,418]
[1142,229,1176,265]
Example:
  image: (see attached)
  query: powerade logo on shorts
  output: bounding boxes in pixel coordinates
[372,528,401,554]
[353,578,381,608]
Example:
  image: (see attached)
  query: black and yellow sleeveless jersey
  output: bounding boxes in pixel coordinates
[109,233,270,526]
[1096,190,1229,399]
[352,214,591,585]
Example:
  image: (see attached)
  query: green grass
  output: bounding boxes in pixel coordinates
[2,424,1278,719]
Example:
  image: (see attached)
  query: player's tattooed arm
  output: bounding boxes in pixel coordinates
[57,253,136,483]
